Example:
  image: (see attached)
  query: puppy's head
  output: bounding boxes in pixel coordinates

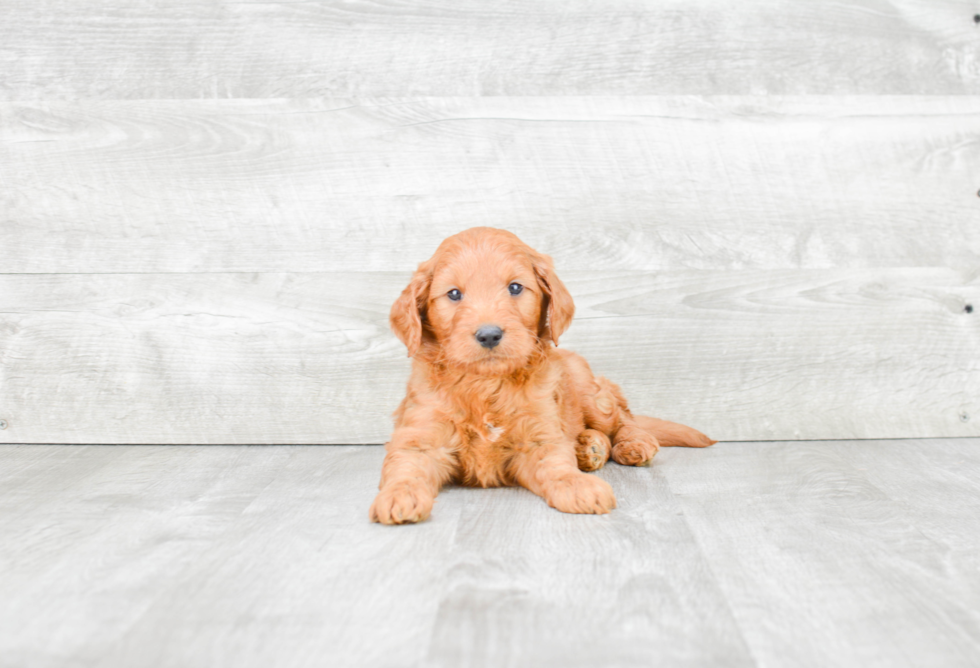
[390,227,574,375]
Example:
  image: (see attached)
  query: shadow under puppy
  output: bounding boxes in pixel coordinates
[371,227,714,524]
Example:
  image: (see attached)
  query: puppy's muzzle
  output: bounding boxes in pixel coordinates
[475,325,504,349]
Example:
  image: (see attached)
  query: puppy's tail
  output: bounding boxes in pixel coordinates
[634,416,716,448]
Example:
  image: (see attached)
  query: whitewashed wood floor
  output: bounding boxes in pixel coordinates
[2,440,979,668]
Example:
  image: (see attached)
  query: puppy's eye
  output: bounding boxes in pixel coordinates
[508,283,523,296]
[447,289,462,302]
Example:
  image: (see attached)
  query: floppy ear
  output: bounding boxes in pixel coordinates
[531,251,574,345]
[390,261,433,357]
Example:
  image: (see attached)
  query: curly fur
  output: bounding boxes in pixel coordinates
[370,227,715,524]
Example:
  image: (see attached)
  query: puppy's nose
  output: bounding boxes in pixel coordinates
[475,325,504,349]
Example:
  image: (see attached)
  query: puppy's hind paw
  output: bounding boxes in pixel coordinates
[576,429,611,472]
[612,425,660,466]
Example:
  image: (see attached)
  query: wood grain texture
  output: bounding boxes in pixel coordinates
[1,268,976,444]
[424,462,751,666]
[3,96,979,274]
[662,439,980,667]
[0,445,452,668]
[2,440,979,667]
[1,0,979,99]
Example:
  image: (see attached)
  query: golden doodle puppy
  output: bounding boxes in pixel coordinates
[370,227,714,524]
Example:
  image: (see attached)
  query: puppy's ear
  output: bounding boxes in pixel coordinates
[531,250,574,345]
[390,260,433,357]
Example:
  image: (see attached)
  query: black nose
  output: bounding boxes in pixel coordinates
[475,325,504,349]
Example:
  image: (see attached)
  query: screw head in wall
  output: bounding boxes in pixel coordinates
[0,420,7,430]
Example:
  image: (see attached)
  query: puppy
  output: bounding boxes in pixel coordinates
[370,227,714,524]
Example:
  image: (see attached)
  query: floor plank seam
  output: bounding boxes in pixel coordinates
[659,468,762,668]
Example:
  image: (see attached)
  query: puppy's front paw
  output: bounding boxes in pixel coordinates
[576,429,611,472]
[369,483,434,525]
[543,473,616,515]
[612,425,660,466]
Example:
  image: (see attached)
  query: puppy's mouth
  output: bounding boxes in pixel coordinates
[440,331,536,374]
[469,360,517,376]
[466,347,529,374]
[439,345,515,374]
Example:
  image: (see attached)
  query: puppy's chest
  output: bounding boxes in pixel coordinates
[452,403,526,487]
[437,370,562,487]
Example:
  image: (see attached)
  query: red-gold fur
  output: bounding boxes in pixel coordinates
[370,227,715,524]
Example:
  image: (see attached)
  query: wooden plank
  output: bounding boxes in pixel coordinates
[574,268,980,441]
[0,444,752,667]
[1,1,978,99]
[423,462,752,667]
[0,272,406,445]
[0,445,455,667]
[3,440,980,667]
[2,96,979,274]
[0,268,976,444]
[662,439,980,667]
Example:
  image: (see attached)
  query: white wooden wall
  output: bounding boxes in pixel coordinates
[1,1,978,443]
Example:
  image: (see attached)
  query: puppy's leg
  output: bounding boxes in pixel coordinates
[582,368,714,451]
[581,375,660,466]
[510,438,616,514]
[611,418,660,467]
[575,429,611,472]
[370,429,457,525]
